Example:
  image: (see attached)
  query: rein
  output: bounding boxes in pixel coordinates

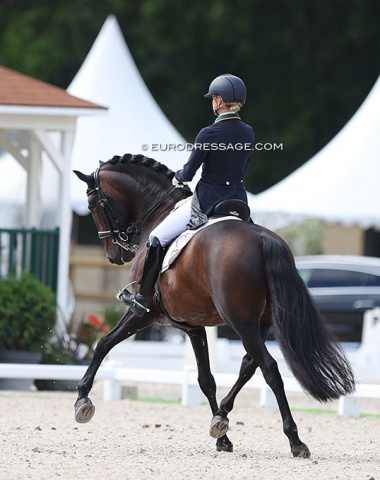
[88,166,178,254]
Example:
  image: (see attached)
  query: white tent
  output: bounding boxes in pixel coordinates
[68,15,198,215]
[68,15,255,215]
[252,75,380,229]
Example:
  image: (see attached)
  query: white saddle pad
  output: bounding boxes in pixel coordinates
[161,216,241,273]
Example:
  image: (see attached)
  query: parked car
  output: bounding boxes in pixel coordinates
[294,255,380,343]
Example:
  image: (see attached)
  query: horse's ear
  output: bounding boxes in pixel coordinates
[73,170,95,189]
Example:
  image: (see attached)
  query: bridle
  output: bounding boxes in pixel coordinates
[87,166,179,255]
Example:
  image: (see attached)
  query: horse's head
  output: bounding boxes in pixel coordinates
[74,154,192,266]
[74,165,138,265]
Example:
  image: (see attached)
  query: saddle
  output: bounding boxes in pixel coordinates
[212,199,251,222]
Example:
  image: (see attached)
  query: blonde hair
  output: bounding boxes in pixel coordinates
[213,95,243,113]
[225,102,243,113]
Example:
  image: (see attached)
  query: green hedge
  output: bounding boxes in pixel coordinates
[0,273,56,352]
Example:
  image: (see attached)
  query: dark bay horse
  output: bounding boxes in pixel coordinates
[74,153,355,458]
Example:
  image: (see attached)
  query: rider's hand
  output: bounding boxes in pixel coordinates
[172,176,187,187]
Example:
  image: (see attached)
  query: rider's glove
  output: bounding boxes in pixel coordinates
[172,176,187,187]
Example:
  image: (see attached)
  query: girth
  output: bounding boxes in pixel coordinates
[153,282,202,332]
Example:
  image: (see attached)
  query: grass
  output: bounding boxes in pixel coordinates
[293,406,336,415]
[360,412,380,419]
[134,397,380,419]
[137,396,180,404]
[292,406,380,419]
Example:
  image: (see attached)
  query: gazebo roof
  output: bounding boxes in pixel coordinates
[0,65,103,109]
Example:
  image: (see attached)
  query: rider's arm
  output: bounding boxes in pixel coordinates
[175,127,210,183]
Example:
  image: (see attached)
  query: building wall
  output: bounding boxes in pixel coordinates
[69,244,131,330]
[322,223,364,255]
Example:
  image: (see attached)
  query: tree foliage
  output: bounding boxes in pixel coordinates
[0,0,379,192]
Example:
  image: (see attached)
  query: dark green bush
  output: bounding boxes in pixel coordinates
[0,273,56,352]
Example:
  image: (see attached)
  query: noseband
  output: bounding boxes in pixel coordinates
[87,166,178,255]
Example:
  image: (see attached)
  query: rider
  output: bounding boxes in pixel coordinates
[119,73,255,316]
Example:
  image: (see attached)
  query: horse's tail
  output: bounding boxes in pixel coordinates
[261,232,356,401]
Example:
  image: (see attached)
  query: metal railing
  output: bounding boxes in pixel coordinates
[0,227,59,294]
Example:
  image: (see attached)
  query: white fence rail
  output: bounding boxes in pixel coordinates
[1,308,380,418]
[0,361,379,418]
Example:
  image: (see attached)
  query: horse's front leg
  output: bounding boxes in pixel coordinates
[186,328,233,453]
[74,310,152,423]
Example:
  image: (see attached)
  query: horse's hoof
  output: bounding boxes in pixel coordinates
[209,415,229,439]
[216,436,233,452]
[75,398,95,424]
[291,443,311,459]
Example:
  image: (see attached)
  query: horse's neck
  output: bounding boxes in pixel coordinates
[114,167,189,236]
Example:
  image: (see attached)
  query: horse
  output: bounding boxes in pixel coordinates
[73,153,355,458]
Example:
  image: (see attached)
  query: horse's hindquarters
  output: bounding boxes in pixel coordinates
[159,222,268,328]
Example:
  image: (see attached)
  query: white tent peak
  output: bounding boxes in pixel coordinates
[68,15,194,215]
[69,15,164,116]
[252,75,380,229]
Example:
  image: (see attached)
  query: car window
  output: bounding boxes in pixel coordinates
[298,268,380,288]
[366,274,380,287]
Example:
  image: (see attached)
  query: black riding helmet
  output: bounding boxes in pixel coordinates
[204,74,247,104]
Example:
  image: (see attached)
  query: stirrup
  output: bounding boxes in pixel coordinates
[117,288,150,316]
[116,280,140,304]
[116,288,133,305]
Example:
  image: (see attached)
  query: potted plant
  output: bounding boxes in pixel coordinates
[0,272,57,390]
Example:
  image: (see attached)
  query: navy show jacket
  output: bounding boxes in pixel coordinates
[175,117,255,215]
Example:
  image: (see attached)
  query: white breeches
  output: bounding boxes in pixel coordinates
[149,197,192,246]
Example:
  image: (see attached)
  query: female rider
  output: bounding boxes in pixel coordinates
[119,73,255,316]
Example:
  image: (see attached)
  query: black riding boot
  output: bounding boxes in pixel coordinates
[118,237,165,316]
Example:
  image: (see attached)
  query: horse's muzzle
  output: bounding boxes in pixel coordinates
[107,247,136,266]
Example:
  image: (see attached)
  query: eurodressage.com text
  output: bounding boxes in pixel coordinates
[141,142,283,152]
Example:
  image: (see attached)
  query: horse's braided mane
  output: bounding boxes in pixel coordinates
[105,153,175,180]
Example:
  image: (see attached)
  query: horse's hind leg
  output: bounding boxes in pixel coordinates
[209,324,272,442]
[74,311,152,423]
[186,328,233,452]
[234,326,310,458]
[210,353,259,439]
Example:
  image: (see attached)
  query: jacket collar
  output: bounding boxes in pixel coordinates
[214,112,240,123]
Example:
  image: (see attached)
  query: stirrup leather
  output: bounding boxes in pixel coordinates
[116,237,165,317]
